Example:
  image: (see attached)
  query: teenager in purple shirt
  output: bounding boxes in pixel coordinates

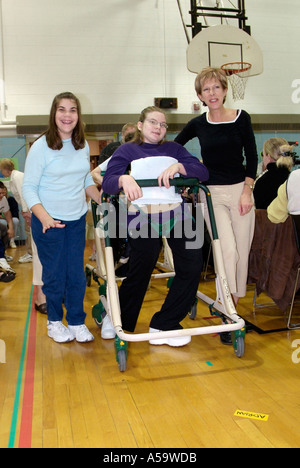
[102,106,209,347]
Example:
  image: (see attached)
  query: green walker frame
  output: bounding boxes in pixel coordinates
[86,178,245,372]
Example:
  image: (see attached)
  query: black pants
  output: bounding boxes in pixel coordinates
[119,220,203,332]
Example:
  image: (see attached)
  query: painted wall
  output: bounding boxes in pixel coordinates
[0,0,299,121]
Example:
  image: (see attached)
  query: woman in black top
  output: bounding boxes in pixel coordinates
[254,138,294,209]
[175,67,258,306]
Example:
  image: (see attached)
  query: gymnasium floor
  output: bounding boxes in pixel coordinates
[1,242,300,449]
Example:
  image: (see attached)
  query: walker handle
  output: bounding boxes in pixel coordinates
[100,178,218,240]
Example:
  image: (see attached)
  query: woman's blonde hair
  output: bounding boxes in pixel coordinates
[131,106,167,145]
[263,137,294,170]
[195,67,228,106]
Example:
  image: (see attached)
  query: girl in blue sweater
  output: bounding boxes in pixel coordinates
[23,92,101,343]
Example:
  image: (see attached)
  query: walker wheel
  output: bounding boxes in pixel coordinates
[233,335,245,358]
[232,327,246,358]
[115,336,128,372]
[117,350,127,372]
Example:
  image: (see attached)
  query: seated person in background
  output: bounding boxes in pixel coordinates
[0,224,15,282]
[0,160,33,263]
[253,138,294,209]
[98,122,137,166]
[0,190,16,277]
[267,168,300,224]
[0,185,19,248]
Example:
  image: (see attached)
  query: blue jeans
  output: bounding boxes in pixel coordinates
[31,213,87,325]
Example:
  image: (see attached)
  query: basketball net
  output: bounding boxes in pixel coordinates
[221,62,252,101]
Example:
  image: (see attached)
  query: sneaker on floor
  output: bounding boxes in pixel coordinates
[18,253,33,263]
[10,239,17,248]
[101,314,116,339]
[149,327,191,347]
[47,321,74,343]
[68,324,94,343]
[5,254,13,262]
[0,257,16,274]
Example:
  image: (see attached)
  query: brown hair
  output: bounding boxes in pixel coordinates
[121,122,137,143]
[45,92,85,150]
[131,106,167,145]
[195,67,228,106]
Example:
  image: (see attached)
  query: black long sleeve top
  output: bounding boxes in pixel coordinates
[175,110,258,186]
[253,162,290,209]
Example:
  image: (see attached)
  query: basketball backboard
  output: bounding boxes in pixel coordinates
[187,24,263,76]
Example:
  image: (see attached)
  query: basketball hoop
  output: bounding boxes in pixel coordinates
[221,62,252,101]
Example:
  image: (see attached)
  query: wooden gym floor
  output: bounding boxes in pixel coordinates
[1,243,300,449]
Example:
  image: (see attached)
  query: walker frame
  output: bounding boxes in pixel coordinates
[86,178,245,371]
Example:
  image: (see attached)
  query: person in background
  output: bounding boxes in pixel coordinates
[175,67,257,343]
[0,223,15,282]
[0,162,47,313]
[0,185,15,279]
[88,123,138,265]
[87,123,137,262]
[253,138,294,209]
[267,168,300,224]
[92,122,137,186]
[22,92,101,343]
[0,185,19,248]
[0,159,33,263]
[98,122,137,166]
[102,105,209,347]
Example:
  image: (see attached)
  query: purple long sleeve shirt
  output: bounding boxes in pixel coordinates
[102,141,209,195]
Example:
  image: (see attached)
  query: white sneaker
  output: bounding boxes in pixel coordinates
[47,321,74,343]
[68,324,94,343]
[0,257,16,274]
[10,239,17,248]
[18,253,33,263]
[149,327,191,347]
[101,314,116,339]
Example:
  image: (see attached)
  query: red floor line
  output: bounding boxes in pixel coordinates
[18,287,38,449]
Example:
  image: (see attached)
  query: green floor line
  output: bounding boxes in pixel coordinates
[8,285,34,449]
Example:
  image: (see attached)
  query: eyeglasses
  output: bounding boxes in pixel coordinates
[145,119,168,130]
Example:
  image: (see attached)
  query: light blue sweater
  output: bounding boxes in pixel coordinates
[22,135,95,221]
